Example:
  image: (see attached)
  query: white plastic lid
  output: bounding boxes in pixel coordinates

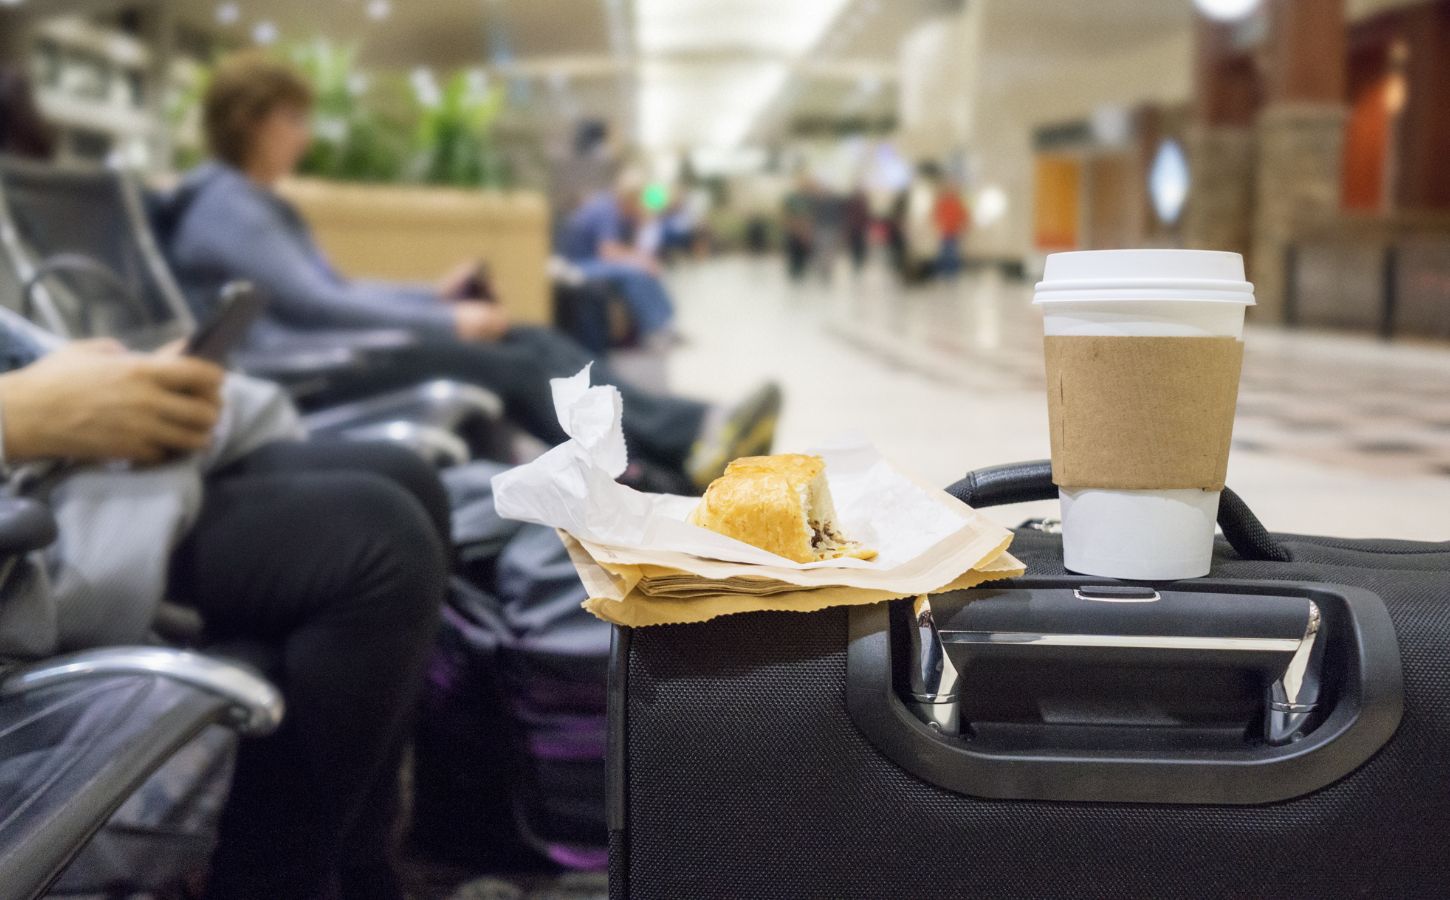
[1034,249,1255,304]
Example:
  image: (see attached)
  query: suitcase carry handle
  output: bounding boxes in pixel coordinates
[847,577,1404,805]
[945,459,1292,562]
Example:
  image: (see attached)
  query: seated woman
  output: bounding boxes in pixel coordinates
[0,320,448,900]
[168,53,778,490]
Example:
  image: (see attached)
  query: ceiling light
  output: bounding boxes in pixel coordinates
[367,0,391,20]
[1193,0,1260,22]
[1149,139,1190,225]
[639,60,789,149]
[216,2,239,25]
[634,0,850,149]
[252,20,278,45]
[1385,73,1406,113]
[691,146,768,176]
[975,185,1008,227]
[636,0,850,57]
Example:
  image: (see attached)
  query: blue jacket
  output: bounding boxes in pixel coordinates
[167,162,456,347]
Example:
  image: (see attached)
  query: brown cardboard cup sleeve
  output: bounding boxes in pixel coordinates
[1045,335,1244,491]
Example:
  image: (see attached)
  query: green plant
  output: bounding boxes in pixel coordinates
[166,39,517,188]
[408,70,509,188]
[288,40,412,183]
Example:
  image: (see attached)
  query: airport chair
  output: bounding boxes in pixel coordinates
[0,497,282,900]
[0,155,506,466]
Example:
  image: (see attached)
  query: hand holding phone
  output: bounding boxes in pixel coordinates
[186,282,268,364]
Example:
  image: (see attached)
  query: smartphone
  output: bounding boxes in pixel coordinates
[186,282,268,364]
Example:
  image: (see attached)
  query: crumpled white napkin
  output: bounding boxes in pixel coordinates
[492,366,987,571]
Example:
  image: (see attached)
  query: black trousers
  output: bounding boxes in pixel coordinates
[169,440,449,900]
[785,235,812,281]
[311,326,707,468]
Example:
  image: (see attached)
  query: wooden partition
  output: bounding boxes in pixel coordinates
[279,179,553,325]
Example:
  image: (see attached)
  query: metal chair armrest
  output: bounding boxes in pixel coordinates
[0,647,282,899]
[0,646,282,736]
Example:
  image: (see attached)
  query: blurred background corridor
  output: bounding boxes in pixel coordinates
[9,0,1437,532]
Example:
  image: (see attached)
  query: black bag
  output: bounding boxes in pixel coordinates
[608,460,1450,899]
[412,514,611,871]
[553,280,638,355]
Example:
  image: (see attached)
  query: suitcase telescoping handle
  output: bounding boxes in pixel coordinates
[913,584,1322,744]
[944,459,1292,562]
[840,463,1404,806]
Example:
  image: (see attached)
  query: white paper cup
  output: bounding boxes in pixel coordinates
[1034,250,1255,580]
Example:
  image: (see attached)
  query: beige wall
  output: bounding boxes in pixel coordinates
[895,0,1193,263]
[970,27,1193,262]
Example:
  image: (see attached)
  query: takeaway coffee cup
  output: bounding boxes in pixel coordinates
[1034,249,1255,580]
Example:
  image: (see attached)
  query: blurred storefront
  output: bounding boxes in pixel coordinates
[895,0,1450,337]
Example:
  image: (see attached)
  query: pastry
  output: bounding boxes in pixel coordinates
[690,454,876,563]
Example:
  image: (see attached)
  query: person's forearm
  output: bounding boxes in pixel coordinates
[599,240,649,269]
[286,286,458,339]
[206,228,458,339]
[0,368,63,462]
[353,280,440,308]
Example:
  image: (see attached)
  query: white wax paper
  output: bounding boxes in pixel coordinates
[492,367,985,572]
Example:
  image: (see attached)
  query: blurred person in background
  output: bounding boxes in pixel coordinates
[659,182,711,263]
[0,64,58,160]
[934,175,970,279]
[782,171,816,281]
[807,178,846,283]
[557,172,677,342]
[844,181,872,272]
[884,186,909,279]
[168,53,776,491]
[902,161,943,283]
[0,311,448,900]
[680,181,714,258]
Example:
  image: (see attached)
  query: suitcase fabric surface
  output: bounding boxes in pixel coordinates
[608,461,1450,899]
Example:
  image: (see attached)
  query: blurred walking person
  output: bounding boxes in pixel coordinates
[934,176,971,279]
[808,183,846,283]
[902,161,942,284]
[782,172,815,282]
[844,183,871,272]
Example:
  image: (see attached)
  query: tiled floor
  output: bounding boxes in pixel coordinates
[664,255,1450,541]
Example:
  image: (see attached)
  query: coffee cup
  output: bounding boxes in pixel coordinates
[1034,249,1254,580]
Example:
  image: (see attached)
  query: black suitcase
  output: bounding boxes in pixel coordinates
[608,460,1450,899]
